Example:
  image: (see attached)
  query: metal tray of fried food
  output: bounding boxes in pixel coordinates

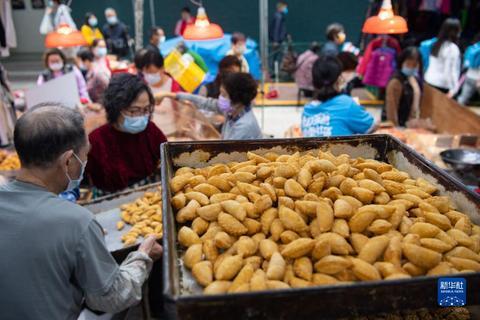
[84,182,162,255]
[160,135,480,320]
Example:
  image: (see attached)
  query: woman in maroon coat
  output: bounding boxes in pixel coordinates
[86,73,167,193]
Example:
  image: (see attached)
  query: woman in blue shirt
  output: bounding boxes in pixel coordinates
[301,55,375,137]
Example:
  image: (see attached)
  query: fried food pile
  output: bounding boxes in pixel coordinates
[0,151,20,171]
[119,187,163,246]
[170,151,480,295]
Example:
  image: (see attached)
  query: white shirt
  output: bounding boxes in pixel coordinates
[226,50,250,73]
[424,41,461,93]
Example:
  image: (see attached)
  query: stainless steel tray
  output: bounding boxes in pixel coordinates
[160,135,480,320]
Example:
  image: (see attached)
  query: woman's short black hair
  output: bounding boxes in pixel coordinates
[43,48,66,68]
[231,32,246,45]
[219,55,242,72]
[77,48,94,62]
[222,72,258,107]
[84,12,95,26]
[326,23,344,41]
[91,38,104,49]
[141,49,164,69]
[337,52,358,72]
[396,46,422,71]
[134,49,148,70]
[181,6,191,14]
[103,73,155,124]
[312,55,342,102]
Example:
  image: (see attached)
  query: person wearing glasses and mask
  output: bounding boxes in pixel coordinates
[86,74,167,194]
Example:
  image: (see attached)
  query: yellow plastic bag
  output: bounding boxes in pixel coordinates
[164,49,206,93]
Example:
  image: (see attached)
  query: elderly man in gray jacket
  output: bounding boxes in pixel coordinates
[0,104,162,320]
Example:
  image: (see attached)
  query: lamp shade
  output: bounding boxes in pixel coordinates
[362,0,408,34]
[183,7,224,41]
[45,24,88,48]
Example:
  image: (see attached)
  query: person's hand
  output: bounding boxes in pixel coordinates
[138,235,163,261]
[86,103,103,112]
[155,92,176,104]
[447,91,455,99]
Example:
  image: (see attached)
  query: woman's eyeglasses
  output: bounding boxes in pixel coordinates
[122,105,154,117]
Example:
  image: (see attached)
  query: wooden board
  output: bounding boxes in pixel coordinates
[421,84,480,135]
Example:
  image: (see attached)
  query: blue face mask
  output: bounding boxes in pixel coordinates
[95,47,108,58]
[121,115,149,134]
[65,153,87,193]
[401,67,417,77]
[88,17,98,27]
[283,7,289,14]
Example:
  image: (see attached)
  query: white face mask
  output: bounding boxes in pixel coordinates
[49,62,64,71]
[65,152,87,192]
[234,45,246,55]
[160,36,166,44]
[144,72,162,85]
[107,16,118,25]
[95,47,108,58]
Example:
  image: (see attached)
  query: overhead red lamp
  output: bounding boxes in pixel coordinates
[45,23,88,48]
[183,7,224,41]
[362,0,408,34]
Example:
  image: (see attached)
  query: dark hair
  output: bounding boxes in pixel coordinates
[84,12,95,26]
[43,48,66,68]
[312,55,342,102]
[77,48,94,62]
[91,38,104,49]
[396,46,421,71]
[219,55,242,72]
[326,23,344,41]
[432,18,461,57]
[150,27,163,40]
[472,32,480,44]
[181,7,191,14]
[207,56,242,98]
[14,104,86,168]
[222,72,257,107]
[231,32,246,45]
[141,49,164,69]
[337,52,358,71]
[103,73,155,124]
[310,41,321,53]
[277,1,287,8]
[134,49,148,70]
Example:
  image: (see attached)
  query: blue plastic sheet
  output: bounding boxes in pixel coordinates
[160,34,261,80]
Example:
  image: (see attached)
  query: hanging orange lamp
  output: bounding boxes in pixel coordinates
[45,23,88,48]
[183,7,224,41]
[362,0,408,34]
